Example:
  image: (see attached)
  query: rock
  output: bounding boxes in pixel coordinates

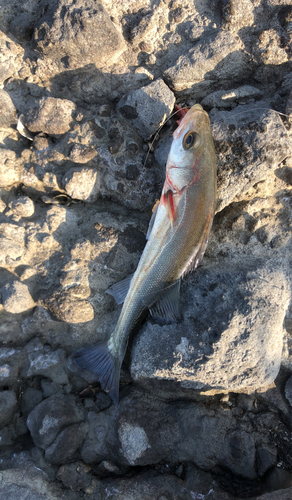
[255,488,292,500]
[80,408,115,464]
[0,90,17,128]
[63,167,100,202]
[117,79,175,140]
[6,195,35,220]
[222,0,254,30]
[26,394,84,450]
[9,13,35,42]
[284,375,292,406]
[0,390,17,429]
[211,102,292,212]
[131,258,289,396]
[0,347,25,387]
[0,149,22,187]
[45,422,88,464]
[254,29,288,65]
[201,86,262,109]
[69,144,97,163]
[1,281,35,314]
[24,345,68,385]
[25,97,76,135]
[164,31,250,94]
[21,388,43,415]
[34,0,125,69]
[56,461,92,491]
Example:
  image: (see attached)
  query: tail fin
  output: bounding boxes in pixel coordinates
[73,342,121,405]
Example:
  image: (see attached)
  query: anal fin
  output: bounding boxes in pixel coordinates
[149,280,181,322]
[106,273,134,305]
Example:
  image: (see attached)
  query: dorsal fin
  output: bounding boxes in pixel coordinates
[149,280,181,322]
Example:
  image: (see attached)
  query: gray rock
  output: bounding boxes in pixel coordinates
[117,79,175,140]
[131,258,289,396]
[255,487,292,500]
[56,461,92,491]
[80,408,115,464]
[6,195,35,220]
[0,149,22,187]
[69,144,97,163]
[63,167,100,202]
[284,375,292,406]
[1,281,35,314]
[222,0,254,30]
[0,390,17,429]
[9,13,35,42]
[164,31,250,94]
[25,347,68,385]
[201,86,262,109]
[34,0,125,69]
[254,29,288,65]
[211,102,292,212]
[25,97,76,135]
[45,422,88,464]
[0,347,25,387]
[21,388,43,415]
[26,394,84,450]
[0,90,17,128]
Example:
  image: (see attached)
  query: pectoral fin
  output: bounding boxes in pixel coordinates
[149,280,181,322]
[106,273,134,305]
[146,202,159,240]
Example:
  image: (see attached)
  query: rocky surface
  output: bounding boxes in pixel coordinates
[0,0,292,499]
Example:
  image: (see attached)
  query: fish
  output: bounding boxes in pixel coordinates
[74,103,217,404]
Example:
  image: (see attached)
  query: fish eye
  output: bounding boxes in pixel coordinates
[183,132,200,150]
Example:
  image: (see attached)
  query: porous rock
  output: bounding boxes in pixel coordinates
[0,150,22,187]
[6,195,35,220]
[131,258,289,396]
[34,0,125,69]
[164,31,250,94]
[69,144,97,163]
[0,90,17,128]
[0,390,17,429]
[201,85,262,109]
[1,281,35,314]
[56,461,92,491]
[211,102,292,212]
[26,393,84,450]
[63,167,100,202]
[80,408,115,464]
[25,97,76,135]
[117,79,175,140]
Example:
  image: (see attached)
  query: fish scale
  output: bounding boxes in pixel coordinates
[74,104,217,404]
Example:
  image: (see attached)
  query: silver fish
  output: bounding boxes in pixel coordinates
[74,104,217,403]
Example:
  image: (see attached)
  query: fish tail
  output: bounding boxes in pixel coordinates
[73,341,121,405]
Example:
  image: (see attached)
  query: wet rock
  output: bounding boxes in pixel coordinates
[27,394,84,450]
[211,102,292,212]
[69,144,97,163]
[56,461,92,491]
[21,388,43,415]
[164,31,250,94]
[34,0,125,69]
[117,79,175,140]
[0,390,17,429]
[45,422,88,464]
[284,375,292,406]
[6,195,35,220]
[25,97,76,135]
[201,86,262,109]
[131,258,289,396]
[0,90,17,128]
[63,167,100,202]
[1,281,35,314]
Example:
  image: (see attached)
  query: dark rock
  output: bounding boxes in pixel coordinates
[0,90,17,128]
[26,394,84,450]
[0,390,17,429]
[45,422,88,464]
[40,380,61,398]
[256,446,277,476]
[80,408,115,464]
[284,375,292,406]
[56,461,92,491]
[33,0,125,69]
[0,347,25,387]
[117,79,175,140]
[9,13,35,41]
[21,388,43,415]
[25,97,76,135]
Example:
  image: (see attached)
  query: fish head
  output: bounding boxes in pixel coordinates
[165,103,215,192]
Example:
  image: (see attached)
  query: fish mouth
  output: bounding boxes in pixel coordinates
[174,103,210,140]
